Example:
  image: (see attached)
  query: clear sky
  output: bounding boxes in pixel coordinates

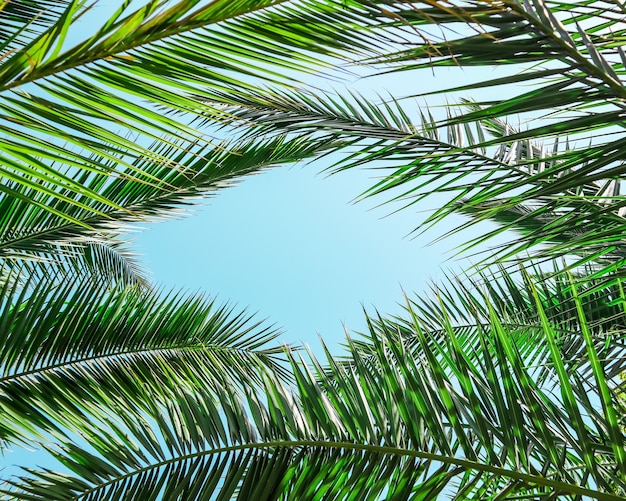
[133,63,515,356]
[134,156,471,356]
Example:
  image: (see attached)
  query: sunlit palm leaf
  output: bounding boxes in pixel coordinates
[0,0,396,220]
[362,0,626,274]
[4,274,625,499]
[0,133,332,285]
[0,271,287,446]
[203,81,626,276]
[0,0,75,52]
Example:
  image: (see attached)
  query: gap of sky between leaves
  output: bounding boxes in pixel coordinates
[58,0,524,357]
[131,68,520,356]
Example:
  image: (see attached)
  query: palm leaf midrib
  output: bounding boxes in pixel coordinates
[63,440,623,501]
[0,137,304,253]
[0,340,275,385]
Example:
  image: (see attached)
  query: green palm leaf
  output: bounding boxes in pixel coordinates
[361,0,626,274]
[3,1,626,499]
[202,82,626,276]
[353,264,626,388]
[0,234,150,289]
[0,0,394,220]
[0,270,288,447]
[0,0,75,52]
[0,133,332,285]
[4,272,625,499]
[187,0,626,276]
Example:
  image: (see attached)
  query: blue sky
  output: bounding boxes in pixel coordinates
[132,63,516,356]
[134,154,470,356]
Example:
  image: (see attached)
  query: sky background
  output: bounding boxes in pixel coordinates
[133,62,515,356]
[135,155,465,355]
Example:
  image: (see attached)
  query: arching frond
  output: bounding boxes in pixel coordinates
[0,233,150,289]
[4,274,625,500]
[0,271,288,446]
[0,0,396,219]
[0,133,332,285]
[200,82,626,276]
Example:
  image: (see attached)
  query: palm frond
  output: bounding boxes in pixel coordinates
[0,0,398,218]
[0,133,332,284]
[201,81,626,275]
[0,0,75,53]
[4,273,626,499]
[353,264,626,387]
[362,0,626,272]
[0,233,150,289]
[0,271,287,446]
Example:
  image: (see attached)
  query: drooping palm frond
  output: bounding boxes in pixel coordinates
[185,0,626,278]
[420,100,626,274]
[4,274,625,500]
[0,133,333,286]
[198,80,626,277]
[0,232,150,289]
[359,0,626,274]
[0,0,401,219]
[0,270,288,447]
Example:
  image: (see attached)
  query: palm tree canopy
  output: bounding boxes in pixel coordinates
[1,0,626,500]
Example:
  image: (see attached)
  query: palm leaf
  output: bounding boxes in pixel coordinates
[351,264,626,387]
[0,270,288,447]
[0,133,333,285]
[0,0,75,52]
[186,0,626,276]
[4,272,625,499]
[0,233,150,289]
[0,0,396,219]
[362,0,626,274]
[201,82,626,276]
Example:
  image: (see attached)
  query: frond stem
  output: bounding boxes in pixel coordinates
[2,0,292,92]
[0,343,275,385]
[71,440,623,501]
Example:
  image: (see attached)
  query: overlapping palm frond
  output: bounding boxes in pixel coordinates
[356,0,626,273]
[205,83,626,276]
[352,263,626,389]
[0,268,288,447]
[0,0,401,220]
[3,1,626,499]
[4,272,625,500]
[194,0,626,277]
[0,133,333,286]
